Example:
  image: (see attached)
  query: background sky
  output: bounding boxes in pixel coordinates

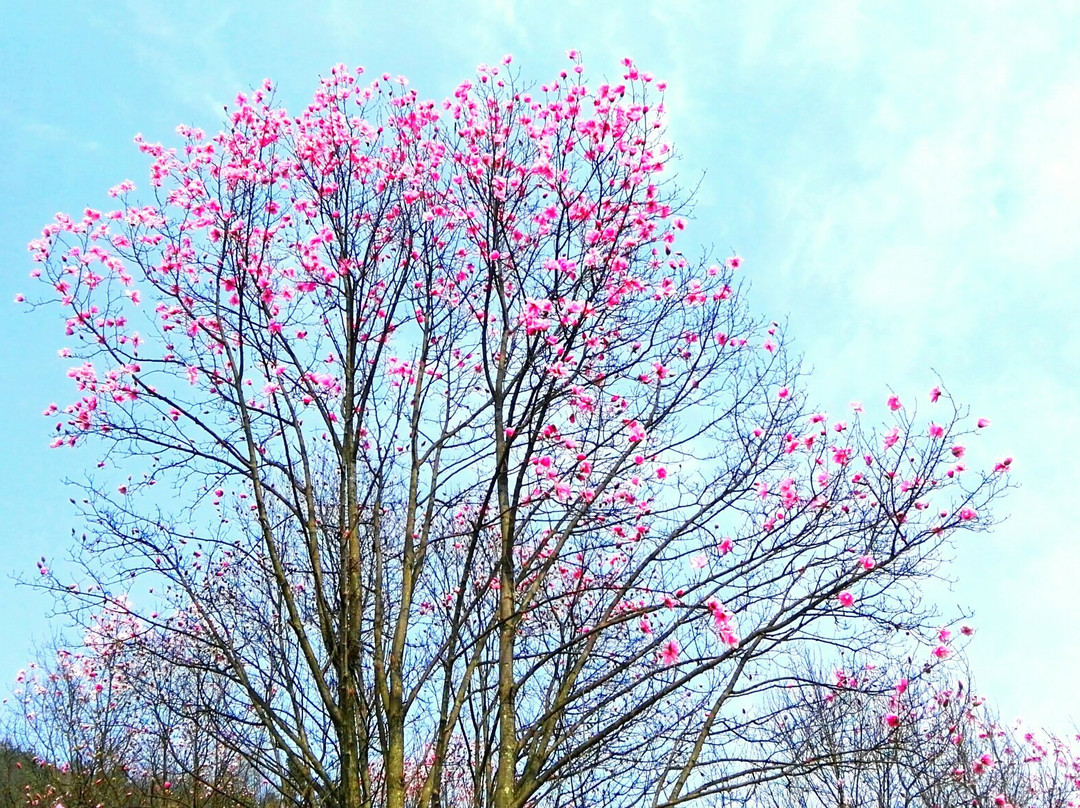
[1,0,1077,731]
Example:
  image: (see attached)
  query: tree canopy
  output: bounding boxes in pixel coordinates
[17,55,1021,808]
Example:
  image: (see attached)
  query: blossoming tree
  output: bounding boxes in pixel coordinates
[22,55,1009,808]
[749,655,1080,808]
[11,619,261,808]
[10,634,140,808]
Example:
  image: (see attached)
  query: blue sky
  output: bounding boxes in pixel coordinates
[1,1,1077,730]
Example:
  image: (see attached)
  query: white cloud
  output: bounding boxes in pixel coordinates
[724,3,1080,727]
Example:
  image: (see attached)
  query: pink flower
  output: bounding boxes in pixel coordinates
[718,537,733,555]
[994,456,1013,472]
[884,713,901,728]
[930,386,942,402]
[887,394,902,411]
[777,387,790,400]
[857,555,875,570]
[928,423,944,439]
[932,645,950,659]
[660,640,679,666]
[705,598,740,646]
[689,553,708,570]
[882,426,900,450]
[837,591,855,608]
[958,507,977,521]
[14,293,25,303]
[977,417,991,429]
[656,467,667,479]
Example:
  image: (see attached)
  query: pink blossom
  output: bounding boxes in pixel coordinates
[977,417,991,428]
[930,386,942,402]
[887,394,902,411]
[705,598,740,646]
[958,507,977,521]
[660,640,679,666]
[837,591,855,608]
[882,427,900,450]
